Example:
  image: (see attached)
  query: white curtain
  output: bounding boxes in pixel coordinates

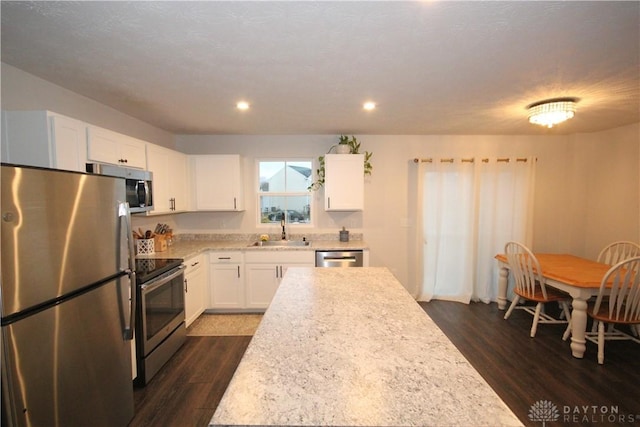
[415,158,536,303]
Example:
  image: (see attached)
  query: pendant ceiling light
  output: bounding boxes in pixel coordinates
[527,98,577,128]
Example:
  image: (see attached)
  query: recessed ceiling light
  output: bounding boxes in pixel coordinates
[236,101,250,111]
[363,101,376,111]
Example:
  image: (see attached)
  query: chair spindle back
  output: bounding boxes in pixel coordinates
[597,241,640,266]
[504,242,547,299]
[592,256,640,323]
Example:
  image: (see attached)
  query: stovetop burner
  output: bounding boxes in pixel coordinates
[135,258,183,284]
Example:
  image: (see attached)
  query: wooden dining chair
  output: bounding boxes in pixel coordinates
[585,256,640,364]
[594,241,640,336]
[597,241,640,266]
[503,241,572,338]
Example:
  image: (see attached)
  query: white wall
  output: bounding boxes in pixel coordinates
[175,127,640,290]
[570,124,640,259]
[1,63,175,149]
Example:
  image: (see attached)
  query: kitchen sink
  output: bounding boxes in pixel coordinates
[249,240,311,247]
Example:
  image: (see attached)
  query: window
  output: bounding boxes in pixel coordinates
[258,160,312,225]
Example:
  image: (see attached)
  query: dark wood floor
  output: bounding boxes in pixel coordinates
[129,302,640,427]
[129,335,251,427]
[421,301,640,427]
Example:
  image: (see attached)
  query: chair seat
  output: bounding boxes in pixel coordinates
[514,285,570,303]
[587,305,640,325]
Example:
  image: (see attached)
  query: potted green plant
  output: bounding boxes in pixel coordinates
[336,135,352,154]
[308,135,373,191]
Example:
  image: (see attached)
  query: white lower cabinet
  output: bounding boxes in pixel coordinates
[244,251,315,310]
[184,254,207,327]
[209,252,244,309]
[208,250,314,312]
[244,264,281,309]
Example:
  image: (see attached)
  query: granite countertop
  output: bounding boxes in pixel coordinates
[135,235,369,260]
[210,267,523,427]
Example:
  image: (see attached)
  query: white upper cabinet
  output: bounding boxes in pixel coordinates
[172,151,189,212]
[1,110,87,172]
[191,155,244,211]
[87,126,146,169]
[146,144,189,214]
[324,154,364,211]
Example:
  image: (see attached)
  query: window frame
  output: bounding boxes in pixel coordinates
[255,158,315,229]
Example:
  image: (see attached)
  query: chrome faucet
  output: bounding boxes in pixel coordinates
[281,219,287,240]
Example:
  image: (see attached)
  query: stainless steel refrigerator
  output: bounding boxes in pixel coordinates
[1,164,136,427]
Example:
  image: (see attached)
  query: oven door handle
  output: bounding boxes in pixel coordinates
[139,264,186,293]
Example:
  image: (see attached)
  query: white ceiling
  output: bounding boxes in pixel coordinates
[1,1,639,135]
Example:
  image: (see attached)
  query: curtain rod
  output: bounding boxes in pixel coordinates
[413,157,533,163]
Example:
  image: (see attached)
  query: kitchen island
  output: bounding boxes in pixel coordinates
[210,267,522,426]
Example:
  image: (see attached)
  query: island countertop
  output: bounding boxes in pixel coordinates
[210,267,522,427]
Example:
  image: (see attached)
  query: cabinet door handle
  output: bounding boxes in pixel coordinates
[279,266,283,277]
[327,197,331,209]
[275,266,279,278]
[184,278,188,293]
[218,257,231,260]
[237,265,240,278]
[191,261,199,267]
[233,197,237,210]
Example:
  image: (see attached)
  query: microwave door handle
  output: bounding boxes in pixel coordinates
[143,181,151,208]
[135,181,146,207]
[118,201,136,341]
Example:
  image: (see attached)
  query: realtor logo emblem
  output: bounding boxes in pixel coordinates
[528,400,640,425]
[529,400,560,426]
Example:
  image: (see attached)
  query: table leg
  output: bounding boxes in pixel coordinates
[570,297,588,358]
[497,266,508,310]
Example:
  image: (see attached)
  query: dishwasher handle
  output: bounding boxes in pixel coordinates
[315,250,364,267]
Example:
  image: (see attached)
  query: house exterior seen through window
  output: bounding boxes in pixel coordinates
[258,160,312,225]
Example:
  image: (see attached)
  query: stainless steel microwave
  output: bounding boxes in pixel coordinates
[86,163,153,213]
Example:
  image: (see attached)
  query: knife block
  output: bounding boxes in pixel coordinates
[154,235,167,252]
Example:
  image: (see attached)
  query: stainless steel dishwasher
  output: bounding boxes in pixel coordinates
[315,250,364,267]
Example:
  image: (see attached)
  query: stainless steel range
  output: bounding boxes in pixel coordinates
[134,258,186,386]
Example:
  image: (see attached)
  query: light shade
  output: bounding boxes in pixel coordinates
[527,98,577,128]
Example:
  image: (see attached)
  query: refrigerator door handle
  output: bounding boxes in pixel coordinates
[119,201,136,341]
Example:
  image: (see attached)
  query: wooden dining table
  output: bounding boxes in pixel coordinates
[495,253,612,359]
